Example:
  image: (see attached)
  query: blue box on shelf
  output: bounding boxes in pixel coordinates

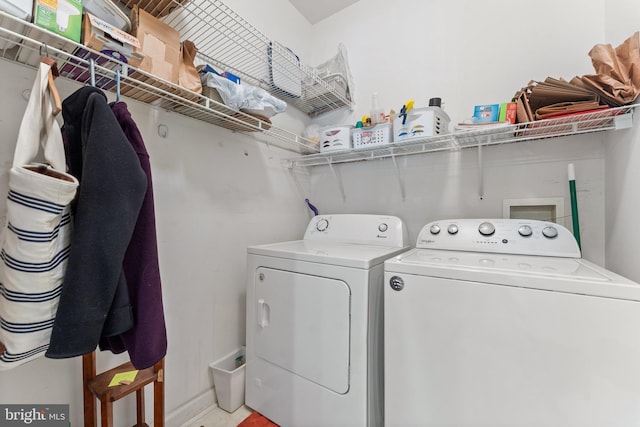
[473,104,500,122]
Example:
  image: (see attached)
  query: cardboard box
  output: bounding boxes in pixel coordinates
[34,0,83,43]
[473,104,500,123]
[499,102,517,124]
[60,13,143,89]
[130,5,180,84]
[83,13,142,62]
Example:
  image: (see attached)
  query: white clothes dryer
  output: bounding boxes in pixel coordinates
[384,219,640,427]
[245,214,409,427]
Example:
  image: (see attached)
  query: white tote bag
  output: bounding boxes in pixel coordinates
[0,62,79,369]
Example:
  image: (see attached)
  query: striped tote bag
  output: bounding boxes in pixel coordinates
[0,62,78,369]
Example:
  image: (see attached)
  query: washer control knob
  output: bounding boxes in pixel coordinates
[542,226,558,239]
[430,224,441,235]
[389,276,405,291]
[518,225,533,237]
[447,224,459,235]
[478,222,495,236]
[378,223,388,232]
[316,218,329,232]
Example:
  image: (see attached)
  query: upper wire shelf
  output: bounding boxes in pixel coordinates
[285,105,637,167]
[0,7,324,154]
[118,0,353,118]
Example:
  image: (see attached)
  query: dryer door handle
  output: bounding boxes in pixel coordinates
[258,299,270,328]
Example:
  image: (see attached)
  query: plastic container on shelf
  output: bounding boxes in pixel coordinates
[370,92,385,125]
[393,106,450,142]
[0,0,33,50]
[319,125,352,152]
[352,123,391,150]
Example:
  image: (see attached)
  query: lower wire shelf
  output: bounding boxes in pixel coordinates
[285,105,636,168]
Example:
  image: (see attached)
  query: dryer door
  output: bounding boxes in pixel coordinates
[254,267,351,394]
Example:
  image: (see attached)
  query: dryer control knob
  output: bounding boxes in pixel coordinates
[379,223,388,232]
[542,226,558,238]
[430,225,441,235]
[316,218,329,232]
[518,225,533,237]
[389,276,404,291]
[478,222,495,236]
[447,224,459,235]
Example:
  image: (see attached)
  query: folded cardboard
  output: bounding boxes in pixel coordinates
[130,5,180,84]
[34,0,83,43]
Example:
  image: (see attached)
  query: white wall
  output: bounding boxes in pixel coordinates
[604,0,640,280]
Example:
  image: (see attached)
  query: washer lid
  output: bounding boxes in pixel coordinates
[385,248,640,301]
[248,240,410,269]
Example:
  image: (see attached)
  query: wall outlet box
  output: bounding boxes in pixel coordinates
[473,104,500,123]
[34,0,83,43]
[499,102,517,124]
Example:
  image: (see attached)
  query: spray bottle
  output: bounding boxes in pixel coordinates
[370,92,386,125]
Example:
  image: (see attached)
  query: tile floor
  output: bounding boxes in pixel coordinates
[181,405,253,427]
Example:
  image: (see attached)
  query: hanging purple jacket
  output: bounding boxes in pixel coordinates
[100,101,167,369]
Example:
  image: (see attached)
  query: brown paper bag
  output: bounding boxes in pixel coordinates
[581,32,640,106]
[179,40,202,94]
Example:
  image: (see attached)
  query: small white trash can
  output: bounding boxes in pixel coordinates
[210,346,246,413]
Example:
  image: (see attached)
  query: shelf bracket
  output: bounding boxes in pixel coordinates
[390,154,406,201]
[614,112,633,129]
[327,157,346,202]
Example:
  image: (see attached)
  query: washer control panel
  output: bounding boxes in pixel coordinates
[304,214,408,247]
[416,219,580,258]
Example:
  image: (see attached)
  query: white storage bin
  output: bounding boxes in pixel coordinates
[352,123,391,150]
[83,0,131,31]
[320,125,352,152]
[393,107,450,142]
[210,346,246,413]
[0,0,33,50]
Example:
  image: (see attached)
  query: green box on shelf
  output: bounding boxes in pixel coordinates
[34,0,83,43]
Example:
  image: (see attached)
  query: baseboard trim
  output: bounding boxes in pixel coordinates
[166,387,216,427]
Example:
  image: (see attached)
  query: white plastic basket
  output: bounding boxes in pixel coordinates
[352,123,391,149]
[393,107,450,142]
[319,125,352,152]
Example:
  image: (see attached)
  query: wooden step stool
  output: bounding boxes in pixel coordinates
[82,352,164,427]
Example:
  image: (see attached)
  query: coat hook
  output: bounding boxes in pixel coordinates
[89,59,96,87]
[39,43,49,58]
[115,69,121,102]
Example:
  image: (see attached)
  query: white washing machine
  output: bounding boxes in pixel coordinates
[384,218,640,427]
[245,214,409,427]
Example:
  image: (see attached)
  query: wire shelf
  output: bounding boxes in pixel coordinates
[285,105,636,167]
[117,0,353,118]
[0,9,320,154]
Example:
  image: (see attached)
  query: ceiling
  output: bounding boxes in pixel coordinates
[288,0,360,24]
